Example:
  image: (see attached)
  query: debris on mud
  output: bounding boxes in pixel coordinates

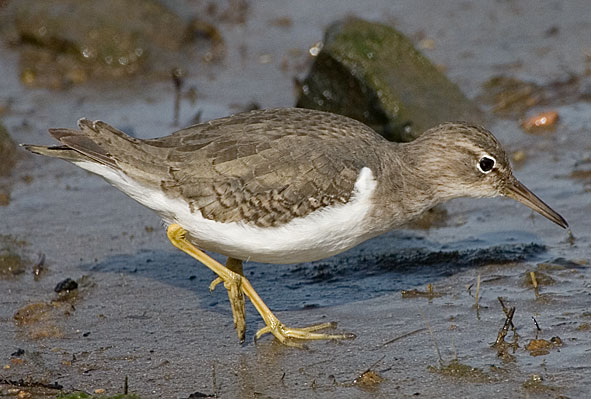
[0,122,17,206]
[12,274,90,339]
[522,374,561,393]
[13,301,69,339]
[521,110,559,133]
[428,359,492,383]
[2,0,223,88]
[353,369,384,390]
[0,379,63,399]
[352,355,386,391]
[481,76,543,116]
[401,283,443,299]
[525,336,563,357]
[0,249,25,278]
[492,298,519,361]
[480,73,588,117]
[0,235,28,279]
[521,270,556,288]
[32,253,47,280]
[0,122,17,176]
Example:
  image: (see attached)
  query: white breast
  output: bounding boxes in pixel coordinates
[73,162,378,264]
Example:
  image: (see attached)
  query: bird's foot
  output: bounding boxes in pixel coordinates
[210,273,246,343]
[254,319,356,348]
[210,257,246,342]
[166,223,356,347]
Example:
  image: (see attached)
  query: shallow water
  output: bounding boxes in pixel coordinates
[1,1,590,398]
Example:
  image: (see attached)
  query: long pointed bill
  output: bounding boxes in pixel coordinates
[503,179,568,229]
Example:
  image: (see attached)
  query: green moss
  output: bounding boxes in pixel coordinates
[297,18,480,142]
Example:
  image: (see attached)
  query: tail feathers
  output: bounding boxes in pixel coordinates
[25,118,142,168]
[47,129,117,167]
[76,118,141,147]
[21,144,91,163]
[24,119,167,184]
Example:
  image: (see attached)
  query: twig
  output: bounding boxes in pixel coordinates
[529,271,538,289]
[494,306,515,346]
[419,309,443,365]
[497,297,515,329]
[383,327,427,346]
[475,274,481,309]
[532,316,541,331]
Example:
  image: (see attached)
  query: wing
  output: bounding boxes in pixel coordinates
[146,108,386,227]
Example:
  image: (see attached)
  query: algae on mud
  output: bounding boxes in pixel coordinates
[0,122,16,176]
[0,235,28,278]
[3,0,186,88]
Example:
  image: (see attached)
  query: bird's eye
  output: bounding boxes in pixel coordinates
[478,156,495,173]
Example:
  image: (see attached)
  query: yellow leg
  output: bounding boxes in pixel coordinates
[210,257,246,342]
[166,224,355,347]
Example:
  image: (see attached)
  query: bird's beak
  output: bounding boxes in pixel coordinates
[503,178,568,229]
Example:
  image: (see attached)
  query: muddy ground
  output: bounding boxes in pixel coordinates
[1,0,590,398]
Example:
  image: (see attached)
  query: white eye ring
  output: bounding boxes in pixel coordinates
[477,156,496,174]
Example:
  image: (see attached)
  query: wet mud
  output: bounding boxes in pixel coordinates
[1,0,590,398]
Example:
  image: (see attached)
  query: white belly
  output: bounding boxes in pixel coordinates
[74,162,378,264]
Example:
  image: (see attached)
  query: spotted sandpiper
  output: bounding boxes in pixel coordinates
[24,108,568,347]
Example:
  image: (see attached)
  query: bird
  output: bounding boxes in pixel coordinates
[23,107,568,347]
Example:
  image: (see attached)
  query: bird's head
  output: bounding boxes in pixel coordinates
[404,122,568,229]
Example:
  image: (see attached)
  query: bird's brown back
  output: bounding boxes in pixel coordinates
[140,108,389,227]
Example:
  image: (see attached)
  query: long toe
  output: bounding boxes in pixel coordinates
[210,275,246,342]
[254,321,356,346]
[227,280,246,342]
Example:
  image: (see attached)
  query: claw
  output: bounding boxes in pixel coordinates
[209,277,223,292]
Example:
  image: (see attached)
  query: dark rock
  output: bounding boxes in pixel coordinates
[296,18,481,142]
[10,348,24,357]
[54,277,78,293]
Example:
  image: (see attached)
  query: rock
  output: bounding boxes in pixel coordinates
[54,278,78,293]
[296,18,481,142]
[5,0,186,88]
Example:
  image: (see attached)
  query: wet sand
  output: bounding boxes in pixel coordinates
[1,1,590,398]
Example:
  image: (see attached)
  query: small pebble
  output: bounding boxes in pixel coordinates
[11,348,24,357]
[54,278,78,293]
[521,111,559,132]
